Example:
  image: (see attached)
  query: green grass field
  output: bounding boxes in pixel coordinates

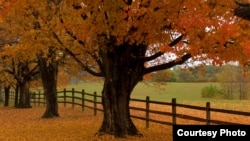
[63,82,250,111]
[64,82,217,101]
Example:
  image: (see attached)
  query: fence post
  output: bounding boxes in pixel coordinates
[206,102,211,125]
[43,91,46,106]
[64,88,66,107]
[38,91,41,106]
[94,92,97,116]
[82,89,85,111]
[33,92,36,106]
[72,88,75,109]
[146,96,150,128]
[172,98,177,125]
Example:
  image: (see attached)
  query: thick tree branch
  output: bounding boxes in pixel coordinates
[124,0,133,5]
[52,31,103,77]
[85,50,104,72]
[168,34,184,47]
[234,0,250,6]
[131,52,163,62]
[3,69,14,75]
[4,69,22,83]
[58,15,85,45]
[132,34,184,62]
[65,48,103,77]
[29,64,39,75]
[29,65,40,80]
[143,53,191,75]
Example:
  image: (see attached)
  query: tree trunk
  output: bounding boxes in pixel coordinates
[42,79,58,118]
[37,55,59,118]
[0,83,3,102]
[17,80,31,108]
[14,83,19,107]
[4,85,10,106]
[98,44,145,137]
[99,80,140,137]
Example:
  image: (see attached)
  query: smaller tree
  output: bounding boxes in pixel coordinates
[1,0,68,117]
[217,65,250,99]
[0,69,18,106]
[201,84,223,99]
[150,69,177,82]
[3,81,10,106]
[0,81,2,102]
[175,68,196,82]
[236,66,250,99]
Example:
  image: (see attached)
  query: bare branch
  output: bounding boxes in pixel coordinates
[132,34,184,62]
[168,34,184,47]
[143,53,191,74]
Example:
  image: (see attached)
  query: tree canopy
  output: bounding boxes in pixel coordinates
[57,0,248,70]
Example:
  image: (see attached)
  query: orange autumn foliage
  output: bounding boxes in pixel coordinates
[1,0,249,77]
[56,0,249,67]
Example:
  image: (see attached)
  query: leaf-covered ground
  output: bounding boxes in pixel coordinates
[0,105,172,141]
[1,102,250,141]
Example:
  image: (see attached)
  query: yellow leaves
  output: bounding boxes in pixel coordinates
[0,0,64,52]
[0,41,39,73]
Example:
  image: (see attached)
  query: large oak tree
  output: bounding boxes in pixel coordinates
[56,0,248,137]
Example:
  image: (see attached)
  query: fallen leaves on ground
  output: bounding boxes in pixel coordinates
[1,101,250,141]
[0,105,171,141]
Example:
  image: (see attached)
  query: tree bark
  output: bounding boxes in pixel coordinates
[4,85,10,107]
[234,1,250,20]
[99,80,140,137]
[17,80,31,108]
[98,44,145,137]
[14,83,19,107]
[37,55,59,118]
[42,82,58,118]
[0,83,3,102]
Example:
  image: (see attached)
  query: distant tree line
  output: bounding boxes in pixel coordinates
[149,65,222,82]
[149,64,250,100]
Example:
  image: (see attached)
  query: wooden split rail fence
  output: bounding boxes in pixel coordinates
[4,88,250,128]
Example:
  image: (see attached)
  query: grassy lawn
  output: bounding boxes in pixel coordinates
[63,82,208,103]
[131,82,215,101]
[63,82,250,112]
[64,82,214,101]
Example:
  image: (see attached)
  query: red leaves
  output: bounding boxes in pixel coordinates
[240,40,250,64]
[217,23,237,45]
[159,45,173,53]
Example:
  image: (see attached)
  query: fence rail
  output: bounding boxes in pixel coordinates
[5,88,250,128]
